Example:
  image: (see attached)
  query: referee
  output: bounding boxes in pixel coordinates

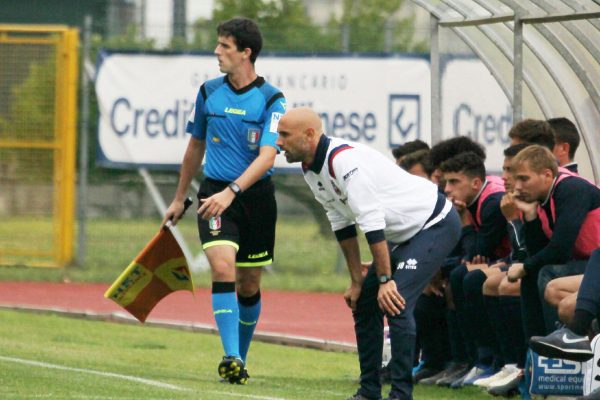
[162,17,286,385]
[276,107,461,400]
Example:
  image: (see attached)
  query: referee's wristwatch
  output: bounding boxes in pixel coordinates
[228,182,242,197]
[378,274,392,284]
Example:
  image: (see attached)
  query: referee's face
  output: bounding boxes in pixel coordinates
[214,35,245,74]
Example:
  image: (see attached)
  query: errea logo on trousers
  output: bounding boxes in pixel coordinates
[397,259,418,270]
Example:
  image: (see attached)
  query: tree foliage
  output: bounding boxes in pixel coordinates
[0,58,56,182]
[86,0,427,54]
[0,59,55,138]
[202,0,426,54]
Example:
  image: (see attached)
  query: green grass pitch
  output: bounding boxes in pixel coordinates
[0,310,491,399]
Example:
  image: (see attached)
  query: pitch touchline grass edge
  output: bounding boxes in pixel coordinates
[0,304,357,353]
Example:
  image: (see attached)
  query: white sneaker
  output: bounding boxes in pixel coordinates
[487,365,522,389]
[461,366,483,383]
[473,364,517,388]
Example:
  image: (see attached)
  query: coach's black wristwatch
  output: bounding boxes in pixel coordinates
[228,182,242,197]
[378,275,392,284]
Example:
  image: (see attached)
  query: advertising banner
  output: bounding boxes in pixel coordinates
[96,51,510,171]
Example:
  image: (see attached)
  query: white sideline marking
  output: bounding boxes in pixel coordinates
[0,394,167,399]
[0,355,188,391]
[0,355,287,400]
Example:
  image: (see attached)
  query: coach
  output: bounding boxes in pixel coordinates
[276,107,461,400]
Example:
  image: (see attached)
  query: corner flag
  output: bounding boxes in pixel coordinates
[104,198,195,322]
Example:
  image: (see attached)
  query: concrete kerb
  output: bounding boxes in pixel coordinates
[0,304,357,353]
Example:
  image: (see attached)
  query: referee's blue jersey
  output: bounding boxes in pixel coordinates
[186,76,286,182]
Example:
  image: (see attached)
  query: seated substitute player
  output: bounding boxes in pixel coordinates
[398,149,435,181]
[419,136,490,387]
[507,146,600,337]
[548,117,581,174]
[508,118,555,150]
[530,248,600,362]
[276,107,461,400]
[440,152,511,387]
[391,139,429,165]
[474,144,531,396]
[543,274,582,324]
[162,17,286,384]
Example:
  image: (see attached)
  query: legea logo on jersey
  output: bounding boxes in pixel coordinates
[388,94,421,147]
[247,128,260,150]
[224,107,246,116]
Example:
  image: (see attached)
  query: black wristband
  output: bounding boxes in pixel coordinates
[228,182,242,196]
[365,229,385,245]
[334,225,357,242]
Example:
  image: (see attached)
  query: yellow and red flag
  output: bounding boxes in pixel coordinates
[104,225,194,323]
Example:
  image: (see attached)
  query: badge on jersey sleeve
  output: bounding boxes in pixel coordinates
[247,128,260,150]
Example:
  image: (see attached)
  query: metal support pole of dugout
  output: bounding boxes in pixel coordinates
[430,14,441,146]
[77,15,92,266]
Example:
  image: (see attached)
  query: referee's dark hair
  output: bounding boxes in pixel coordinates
[548,117,580,160]
[439,151,486,181]
[217,18,263,64]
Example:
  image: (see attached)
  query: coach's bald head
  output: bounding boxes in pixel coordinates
[276,107,323,165]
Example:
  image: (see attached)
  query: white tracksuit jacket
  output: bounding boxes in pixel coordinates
[302,136,442,244]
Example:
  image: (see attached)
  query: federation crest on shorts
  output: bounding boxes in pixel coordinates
[247,128,260,150]
[209,216,221,236]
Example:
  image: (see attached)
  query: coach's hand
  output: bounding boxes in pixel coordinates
[344,283,362,311]
[378,281,405,316]
[198,189,235,220]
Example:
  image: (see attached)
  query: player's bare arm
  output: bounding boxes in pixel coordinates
[162,137,205,228]
[372,240,405,316]
[339,236,364,310]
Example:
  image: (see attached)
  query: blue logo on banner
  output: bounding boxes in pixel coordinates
[388,94,420,147]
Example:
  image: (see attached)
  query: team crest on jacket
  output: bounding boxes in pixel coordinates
[209,216,221,235]
[247,128,260,150]
[330,180,342,196]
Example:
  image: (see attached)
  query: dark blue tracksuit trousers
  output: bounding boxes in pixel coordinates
[576,248,600,317]
[537,260,587,333]
[354,208,461,400]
